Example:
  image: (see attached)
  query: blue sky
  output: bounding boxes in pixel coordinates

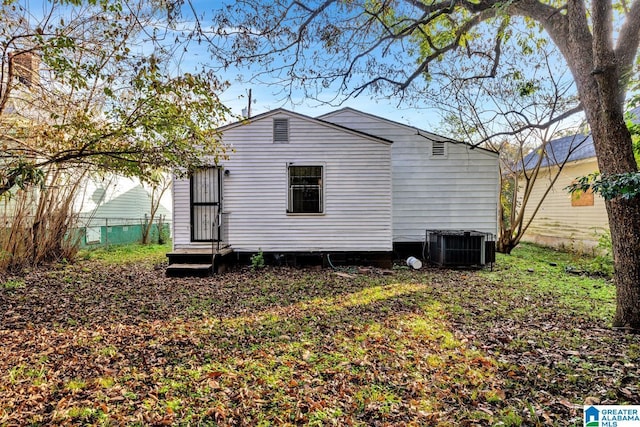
[12,0,442,128]
[178,1,446,129]
[177,1,587,135]
[14,0,587,134]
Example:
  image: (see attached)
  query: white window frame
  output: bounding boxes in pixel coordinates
[287,163,325,215]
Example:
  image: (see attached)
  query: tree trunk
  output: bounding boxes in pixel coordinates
[496,232,516,254]
[589,113,640,330]
[581,85,640,329]
[563,15,640,329]
[606,197,640,329]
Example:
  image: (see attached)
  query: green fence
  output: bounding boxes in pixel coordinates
[77,216,171,248]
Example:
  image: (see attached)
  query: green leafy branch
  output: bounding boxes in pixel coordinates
[567,172,640,201]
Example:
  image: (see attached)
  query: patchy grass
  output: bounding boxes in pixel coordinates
[481,243,615,321]
[78,242,170,266]
[0,243,637,426]
[0,279,25,291]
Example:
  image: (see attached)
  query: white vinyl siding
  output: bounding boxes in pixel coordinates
[172,177,193,249]
[321,109,499,243]
[172,111,393,252]
[84,185,171,222]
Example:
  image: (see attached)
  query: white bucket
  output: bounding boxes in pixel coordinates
[406,256,422,270]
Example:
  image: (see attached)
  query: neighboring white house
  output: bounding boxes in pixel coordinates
[171,108,499,259]
[78,181,172,246]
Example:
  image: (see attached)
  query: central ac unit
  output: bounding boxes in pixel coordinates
[426,230,495,267]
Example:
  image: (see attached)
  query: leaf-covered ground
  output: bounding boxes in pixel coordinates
[1,245,638,426]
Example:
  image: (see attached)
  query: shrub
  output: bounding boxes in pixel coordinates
[250,250,265,270]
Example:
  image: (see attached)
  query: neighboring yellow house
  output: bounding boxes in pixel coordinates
[520,133,608,252]
[521,108,639,252]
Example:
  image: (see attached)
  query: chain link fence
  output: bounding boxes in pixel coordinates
[76,215,171,248]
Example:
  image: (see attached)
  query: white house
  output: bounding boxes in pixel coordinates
[172,109,393,254]
[169,108,499,272]
[78,183,172,247]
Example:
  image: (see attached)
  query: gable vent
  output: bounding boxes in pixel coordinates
[273,118,289,143]
[432,141,446,156]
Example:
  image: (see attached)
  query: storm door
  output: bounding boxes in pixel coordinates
[190,167,221,241]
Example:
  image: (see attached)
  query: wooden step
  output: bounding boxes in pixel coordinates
[165,263,213,277]
[166,247,234,265]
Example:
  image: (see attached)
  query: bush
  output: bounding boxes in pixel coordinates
[250,250,265,270]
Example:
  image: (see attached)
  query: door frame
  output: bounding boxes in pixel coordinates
[190,167,222,242]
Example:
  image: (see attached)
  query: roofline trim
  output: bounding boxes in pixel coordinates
[218,108,393,145]
[321,107,498,156]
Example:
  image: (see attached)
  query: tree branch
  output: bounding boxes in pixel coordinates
[350,8,499,96]
[471,103,584,146]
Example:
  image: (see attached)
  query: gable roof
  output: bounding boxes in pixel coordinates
[320,107,446,139]
[218,108,393,145]
[85,184,171,220]
[319,107,499,156]
[522,106,640,170]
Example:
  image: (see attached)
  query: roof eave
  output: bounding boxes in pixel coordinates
[219,108,393,145]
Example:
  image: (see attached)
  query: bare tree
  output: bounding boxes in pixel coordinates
[141,173,171,245]
[434,44,589,253]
